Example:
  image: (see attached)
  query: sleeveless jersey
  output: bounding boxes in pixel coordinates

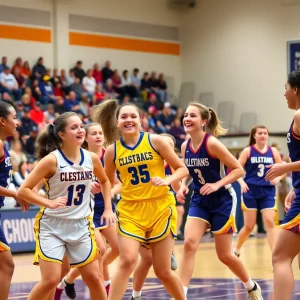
[114,132,169,201]
[0,146,12,207]
[287,121,300,189]
[93,148,105,208]
[44,148,93,218]
[184,133,229,193]
[244,145,274,187]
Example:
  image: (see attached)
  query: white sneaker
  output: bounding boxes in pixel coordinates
[248,281,263,300]
[171,252,178,270]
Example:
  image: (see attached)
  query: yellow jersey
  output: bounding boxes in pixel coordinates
[114,132,170,201]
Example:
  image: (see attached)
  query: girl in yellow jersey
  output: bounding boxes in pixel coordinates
[93,99,188,300]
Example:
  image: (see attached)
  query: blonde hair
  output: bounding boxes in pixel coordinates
[189,102,227,137]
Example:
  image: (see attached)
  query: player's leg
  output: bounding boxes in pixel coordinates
[151,234,184,300]
[261,209,276,250]
[54,256,71,300]
[0,250,14,300]
[132,245,153,299]
[108,236,140,300]
[28,259,62,300]
[176,203,184,235]
[272,229,300,300]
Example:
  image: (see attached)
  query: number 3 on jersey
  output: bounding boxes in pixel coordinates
[67,184,85,206]
[194,168,205,184]
[128,164,150,185]
[257,164,264,177]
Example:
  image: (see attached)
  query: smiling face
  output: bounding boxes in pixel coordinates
[85,124,104,149]
[0,106,18,138]
[117,105,141,136]
[285,81,298,110]
[183,105,207,134]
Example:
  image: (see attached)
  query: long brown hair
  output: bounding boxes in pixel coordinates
[189,102,227,137]
[248,125,269,146]
[92,99,141,146]
[82,122,102,150]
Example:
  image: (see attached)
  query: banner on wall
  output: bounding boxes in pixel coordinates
[287,40,300,73]
[0,207,39,253]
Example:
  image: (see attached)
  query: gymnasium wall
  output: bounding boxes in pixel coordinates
[0,0,182,94]
[180,0,299,131]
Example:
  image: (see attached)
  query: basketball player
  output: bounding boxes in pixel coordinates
[0,102,29,300]
[17,112,117,300]
[265,70,300,300]
[56,123,119,299]
[177,103,263,300]
[234,125,283,255]
[93,99,188,300]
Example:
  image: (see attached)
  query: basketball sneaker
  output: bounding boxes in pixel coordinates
[64,280,76,299]
[248,281,263,300]
[171,252,178,270]
[54,288,63,300]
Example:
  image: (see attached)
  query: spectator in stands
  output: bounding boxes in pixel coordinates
[169,118,186,150]
[25,126,38,155]
[80,94,91,117]
[149,71,159,91]
[43,103,55,124]
[92,63,103,85]
[105,78,119,99]
[24,87,36,108]
[50,68,61,86]
[13,67,26,91]
[9,140,27,168]
[147,106,159,130]
[64,91,82,113]
[12,57,23,74]
[131,68,141,91]
[19,106,37,136]
[143,92,161,112]
[140,72,151,101]
[30,102,44,125]
[39,75,56,104]
[15,101,24,120]
[20,94,32,110]
[32,57,46,80]
[0,56,9,73]
[102,60,113,83]
[73,60,86,82]
[70,76,85,100]
[31,79,42,102]
[1,92,15,107]
[93,84,105,104]
[121,70,138,99]
[20,61,31,81]
[82,69,97,99]
[112,69,123,96]
[157,102,174,131]
[0,66,22,100]
[53,82,63,98]
[54,96,67,116]
[157,73,168,102]
[12,161,29,189]
[66,69,75,86]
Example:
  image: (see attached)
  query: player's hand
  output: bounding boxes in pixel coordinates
[47,197,67,209]
[240,182,249,193]
[91,182,101,194]
[176,185,189,203]
[14,196,30,212]
[101,209,118,227]
[200,182,220,195]
[151,177,169,186]
[265,163,287,181]
[270,177,281,186]
[284,189,295,212]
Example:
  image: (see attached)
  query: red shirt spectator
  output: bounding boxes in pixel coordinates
[30,102,44,125]
[93,85,105,104]
[92,63,103,84]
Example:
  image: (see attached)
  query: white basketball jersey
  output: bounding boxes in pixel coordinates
[44,148,94,219]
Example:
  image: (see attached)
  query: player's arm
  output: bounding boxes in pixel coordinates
[111,177,122,198]
[201,136,244,195]
[170,166,181,193]
[237,147,249,191]
[104,144,117,187]
[151,135,189,186]
[17,154,66,209]
[180,141,193,188]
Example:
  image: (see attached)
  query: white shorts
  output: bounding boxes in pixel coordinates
[33,208,98,268]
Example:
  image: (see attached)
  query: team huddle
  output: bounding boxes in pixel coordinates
[0,70,300,300]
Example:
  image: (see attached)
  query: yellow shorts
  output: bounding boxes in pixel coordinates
[116,193,177,244]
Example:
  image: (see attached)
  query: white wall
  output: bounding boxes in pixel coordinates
[180,0,299,131]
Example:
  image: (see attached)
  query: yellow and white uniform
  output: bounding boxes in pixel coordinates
[34,148,98,267]
[115,132,177,244]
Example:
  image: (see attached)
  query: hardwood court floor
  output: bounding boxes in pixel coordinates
[9,234,300,299]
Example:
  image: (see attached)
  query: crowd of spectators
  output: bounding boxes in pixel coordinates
[0,55,187,207]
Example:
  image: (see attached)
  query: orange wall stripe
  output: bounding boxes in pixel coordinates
[0,24,51,43]
[69,32,180,56]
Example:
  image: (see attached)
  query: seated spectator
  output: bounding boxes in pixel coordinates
[31,79,42,102]
[104,79,119,99]
[92,63,103,85]
[20,61,31,81]
[80,94,91,117]
[39,75,56,104]
[12,161,28,189]
[72,60,86,82]
[0,56,9,73]
[157,102,174,131]
[24,87,36,108]
[15,101,24,120]
[140,72,151,101]
[32,57,46,80]
[149,71,159,91]
[0,66,22,100]
[143,93,161,112]
[51,68,61,86]
[19,106,37,143]
[13,67,26,90]
[12,57,23,74]
[54,96,67,116]
[102,60,113,83]
[93,84,105,104]
[66,69,75,86]
[1,92,15,107]
[82,69,97,99]
[70,76,85,100]
[122,94,131,104]
[157,73,168,102]
[44,103,56,123]
[121,70,137,99]
[9,140,27,168]
[25,126,38,156]
[169,118,186,150]
[131,68,141,91]
[64,91,82,113]
[30,102,44,125]
[112,69,123,96]
[53,82,63,97]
